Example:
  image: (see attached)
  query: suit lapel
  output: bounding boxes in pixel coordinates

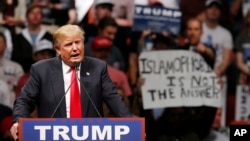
[80,57,92,117]
[51,57,66,117]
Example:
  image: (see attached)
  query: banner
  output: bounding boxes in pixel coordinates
[235,85,250,121]
[19,118,145,141]
[133,5,181,35]
[139,50,221,109]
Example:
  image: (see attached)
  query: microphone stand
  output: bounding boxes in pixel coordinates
[75,63,102,118]
[50,63,78,118]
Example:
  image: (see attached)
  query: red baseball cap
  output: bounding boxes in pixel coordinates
[91,36,112,50]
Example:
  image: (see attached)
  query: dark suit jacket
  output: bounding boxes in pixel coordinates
[13,56,132,122]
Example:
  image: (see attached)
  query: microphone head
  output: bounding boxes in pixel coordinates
[73,62,80,70]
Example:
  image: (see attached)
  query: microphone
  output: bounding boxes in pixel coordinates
[74,62,80,70]
[50,62,80,118]
[75,64,102,118]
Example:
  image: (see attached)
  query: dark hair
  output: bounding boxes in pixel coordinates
[95,3,113,11]
[98,17,118,30]
[0,0,18,11]
[0,32,6,43]
[152,33,176,49]
[26,5,43,18]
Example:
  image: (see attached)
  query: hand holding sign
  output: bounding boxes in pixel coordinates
[10,123,18,141]
[195,43,206,54]
[141,29,152,39]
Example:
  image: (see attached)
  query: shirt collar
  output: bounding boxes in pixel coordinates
[62,61,81,73]
[62,61,71,74]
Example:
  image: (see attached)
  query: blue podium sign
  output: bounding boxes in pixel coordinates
[19,118,145,141]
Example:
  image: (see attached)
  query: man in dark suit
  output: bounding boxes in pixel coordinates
[10,24,132,140]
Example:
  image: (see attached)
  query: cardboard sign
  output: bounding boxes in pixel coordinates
[139,50,221,109]
[235,85,250,121]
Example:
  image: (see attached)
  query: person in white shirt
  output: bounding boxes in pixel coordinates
[201,0,233,129]
[201,0,233,77]
[0,33,24,108]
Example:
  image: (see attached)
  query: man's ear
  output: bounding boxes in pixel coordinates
[55,46,61,55]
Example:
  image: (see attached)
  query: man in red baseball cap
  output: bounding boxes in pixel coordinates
[91,36,132,97]
[91,36,132,117]
[91,36,112,61]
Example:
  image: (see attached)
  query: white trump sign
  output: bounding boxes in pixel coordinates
[235,85,250,121]
[139,50,221,109]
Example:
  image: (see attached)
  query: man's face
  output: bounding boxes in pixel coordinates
[212,108,222,129]
[0,36,6,55]
[27,7,42,26]
[92,48,110,61]
[186,20,202,45]
[99,25,117,41]
[55,35,84,67]
[33,50,54,62]
[205,4,221,22]
[95,5,112,20]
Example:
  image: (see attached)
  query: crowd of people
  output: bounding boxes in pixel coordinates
[1,0,250,141]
